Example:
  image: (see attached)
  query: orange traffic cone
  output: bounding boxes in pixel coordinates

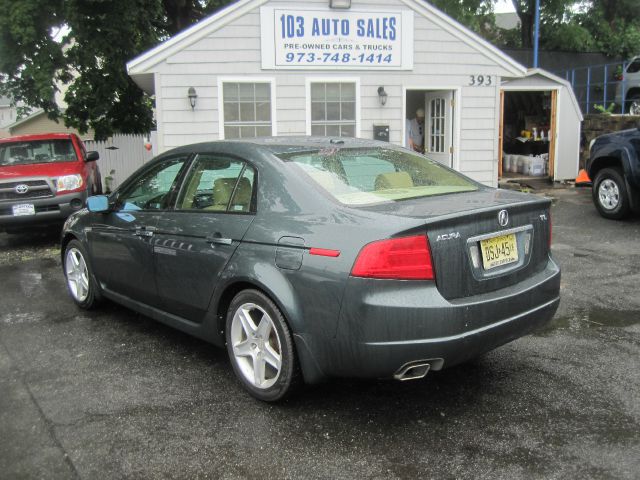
[575,169,591,185]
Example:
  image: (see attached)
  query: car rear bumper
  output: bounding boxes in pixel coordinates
[300,258,560,381]
[0,190,88,230]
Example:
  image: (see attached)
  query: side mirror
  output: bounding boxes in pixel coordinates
[86,151,100,162]
[86,195,109,213]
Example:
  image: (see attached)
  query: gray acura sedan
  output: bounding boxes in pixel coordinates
[61,137,560,401]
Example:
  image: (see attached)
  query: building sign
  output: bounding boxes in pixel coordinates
[260,7,413,70]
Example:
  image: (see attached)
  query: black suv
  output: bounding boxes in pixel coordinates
[587,128,640,219]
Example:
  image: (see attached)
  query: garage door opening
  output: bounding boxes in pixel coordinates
[499,89,557,182]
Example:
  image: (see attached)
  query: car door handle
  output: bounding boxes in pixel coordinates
[133,226,156,237]
[206,234,233,245]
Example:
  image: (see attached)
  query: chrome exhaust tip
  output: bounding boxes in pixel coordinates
[394,361,431,381]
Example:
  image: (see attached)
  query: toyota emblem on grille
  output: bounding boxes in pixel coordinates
[15,184,29,194]
[498,209,509,227]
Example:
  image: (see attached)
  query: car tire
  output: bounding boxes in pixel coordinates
[64,239,100,309]
[225,289,300,401]
[628,95,640,116]
[592,167,631,220]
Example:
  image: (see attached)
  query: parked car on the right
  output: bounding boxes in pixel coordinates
[587,127,640,219]
[614,56,640,115]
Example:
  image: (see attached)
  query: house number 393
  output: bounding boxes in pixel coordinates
[469,75,492,86]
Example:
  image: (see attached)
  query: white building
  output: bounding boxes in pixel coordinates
[127,0,582,185]
[0,97,18,137]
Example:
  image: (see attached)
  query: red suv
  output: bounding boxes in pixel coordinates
[0,133,101,232]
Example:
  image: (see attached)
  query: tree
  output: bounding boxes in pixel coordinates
[428,0,498,39]
[0,0,234,140]
[508,0,577,49]
[429,1,640,58]
[504,0,640,57]
[576,0,640,57]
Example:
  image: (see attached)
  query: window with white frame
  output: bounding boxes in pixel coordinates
[428,97,446,153]
[222,82,272,138]
[310,82,356,137]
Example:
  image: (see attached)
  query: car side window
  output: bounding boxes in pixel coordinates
[117,156,188,211]
[627,59,640,74]
[177,154,255,213]
[230,165,255,213]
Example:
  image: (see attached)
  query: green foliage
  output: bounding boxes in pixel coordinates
[0,1,68,113]
[594,103,616,114]
[541,22,595,53]
[431,0,639,57]
[0,0,234,140]
[428,0,497,39]
[576,3,640,58]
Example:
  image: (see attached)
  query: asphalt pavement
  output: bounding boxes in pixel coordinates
[1,186,639,479]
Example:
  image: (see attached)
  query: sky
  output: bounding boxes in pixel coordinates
[494,0,517,14]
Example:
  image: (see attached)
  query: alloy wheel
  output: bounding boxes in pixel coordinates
[598,179,620,210]
[65,248,90,302]
[230,302,283,389]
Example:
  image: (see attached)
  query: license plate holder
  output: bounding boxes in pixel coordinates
[480,233,518,270]
[12,204,36,216]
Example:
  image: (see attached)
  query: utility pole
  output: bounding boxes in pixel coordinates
[533,0,540,68]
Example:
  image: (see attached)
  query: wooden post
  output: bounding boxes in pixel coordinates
[549,90,558,180]
[498,90,505,178]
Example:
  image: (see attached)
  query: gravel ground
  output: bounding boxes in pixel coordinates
[0,228,59,265]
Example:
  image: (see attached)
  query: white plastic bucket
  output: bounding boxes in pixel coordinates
[523,155,546,176]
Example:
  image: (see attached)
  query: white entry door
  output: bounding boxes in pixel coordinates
[424,91,453,167]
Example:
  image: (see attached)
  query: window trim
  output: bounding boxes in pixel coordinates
[217,77,277,140]
[114,154,192,212]
[174,152,258,215]
[305,77,361,138]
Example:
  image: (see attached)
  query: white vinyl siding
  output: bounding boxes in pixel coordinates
[147,0,531,185]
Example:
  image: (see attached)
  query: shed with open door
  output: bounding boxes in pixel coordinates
[500,69,583,182]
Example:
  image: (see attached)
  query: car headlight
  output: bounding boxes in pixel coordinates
[56,174,83,193]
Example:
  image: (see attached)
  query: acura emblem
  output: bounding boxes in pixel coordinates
[498,209,509,227]
[15,184,29,194]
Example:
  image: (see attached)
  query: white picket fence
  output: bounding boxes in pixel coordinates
[84,133,156,191]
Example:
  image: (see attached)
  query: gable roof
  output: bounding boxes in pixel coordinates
[503,68,584,121]
[128,0,268,92]
[400,0,525,77]
[6,109,46,130]
[127,0,526,93]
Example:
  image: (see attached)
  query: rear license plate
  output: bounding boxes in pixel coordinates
[12,204,35,216]
[480,233,518,270]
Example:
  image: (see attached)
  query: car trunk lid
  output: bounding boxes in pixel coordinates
[361,189,552,300]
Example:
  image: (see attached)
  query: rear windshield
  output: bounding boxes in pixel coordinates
[0,139,78,166]
[275,147,478,205]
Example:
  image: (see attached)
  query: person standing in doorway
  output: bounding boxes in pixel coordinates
[406,108,425,153]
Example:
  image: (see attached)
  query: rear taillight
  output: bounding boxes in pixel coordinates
[350,235,434,280]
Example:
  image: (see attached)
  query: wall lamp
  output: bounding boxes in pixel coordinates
[377,86,388,106]
[329,0,351,9]
[188,87,198,110]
